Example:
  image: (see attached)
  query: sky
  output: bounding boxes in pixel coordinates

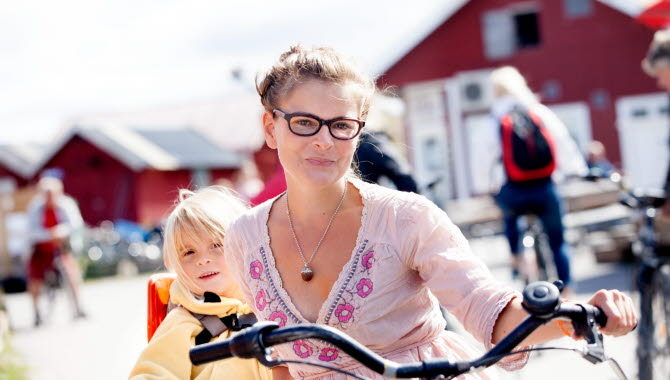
[0,0,463,145]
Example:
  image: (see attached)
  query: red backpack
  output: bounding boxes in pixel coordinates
[500,107,556,182]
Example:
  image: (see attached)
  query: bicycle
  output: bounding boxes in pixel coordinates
[189,281,629,379]
[618,187,670,380]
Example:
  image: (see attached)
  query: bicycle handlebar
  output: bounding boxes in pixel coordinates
[190,281,611,378]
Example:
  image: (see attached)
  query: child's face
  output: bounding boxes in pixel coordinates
[178,231,237,297]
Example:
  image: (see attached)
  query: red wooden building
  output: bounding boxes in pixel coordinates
[379,0,665,203]
[33,126,242,226]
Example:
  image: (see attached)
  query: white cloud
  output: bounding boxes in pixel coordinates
[0,0,452,144]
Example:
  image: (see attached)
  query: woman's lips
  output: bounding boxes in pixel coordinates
[306,158,334,166]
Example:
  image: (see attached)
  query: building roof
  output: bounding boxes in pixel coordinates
[35,125,242,174]
[72,89,266,154]
[0,143,44,179]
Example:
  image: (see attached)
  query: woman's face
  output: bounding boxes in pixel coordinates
[263,79,362,188]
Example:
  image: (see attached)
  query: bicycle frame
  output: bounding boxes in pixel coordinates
[521,214,557,283]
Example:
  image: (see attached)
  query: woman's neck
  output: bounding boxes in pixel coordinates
[284,178,350,224]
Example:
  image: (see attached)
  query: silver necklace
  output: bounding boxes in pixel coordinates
[285,181,348,282]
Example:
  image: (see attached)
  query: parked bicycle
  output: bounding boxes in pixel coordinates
[190,281,628,379]
[619,187,670,380]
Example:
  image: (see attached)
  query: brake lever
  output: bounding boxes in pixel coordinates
[570,304,606,363]
[571,305,629,380]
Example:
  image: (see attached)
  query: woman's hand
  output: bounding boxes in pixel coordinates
[586,289,637,336]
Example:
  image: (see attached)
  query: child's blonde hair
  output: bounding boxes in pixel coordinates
[162,186,249,295]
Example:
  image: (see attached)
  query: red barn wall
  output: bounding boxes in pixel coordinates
[40,136,138,225]
[381,0,660,165]
[134,169,194,227]
[134,168,238,227]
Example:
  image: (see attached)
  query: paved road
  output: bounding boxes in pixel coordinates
[4,235,637,380]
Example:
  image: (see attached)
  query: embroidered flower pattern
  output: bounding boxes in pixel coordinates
[249,260,263,279]
[293,341,313,358]
[319,347,339,362]
[255,289,267,311]
[362,251,375,269]
[356,278,373,298]
[247,243,375,365]
[334,303,354,323]
[269,311,288,327]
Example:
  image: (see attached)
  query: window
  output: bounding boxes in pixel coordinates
[564,0,593,18]
[514,12,540,47]
[482,7,542,60]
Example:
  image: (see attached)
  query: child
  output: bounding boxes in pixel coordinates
[129,186,271,380]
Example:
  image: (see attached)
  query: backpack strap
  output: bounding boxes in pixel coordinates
[193,312,258,345]
[191,292,257,345]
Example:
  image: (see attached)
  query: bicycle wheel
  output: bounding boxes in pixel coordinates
[533,231,556,282]
[637,263,670,380]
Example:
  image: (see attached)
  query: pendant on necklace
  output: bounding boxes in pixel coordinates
[301,267,314,282]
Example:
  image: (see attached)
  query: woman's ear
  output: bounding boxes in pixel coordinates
[262,111,278,149]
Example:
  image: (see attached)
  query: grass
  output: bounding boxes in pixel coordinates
[0,308,28,380]
[0,341,28,380]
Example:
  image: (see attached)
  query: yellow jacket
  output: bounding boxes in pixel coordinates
[129,280,272,380]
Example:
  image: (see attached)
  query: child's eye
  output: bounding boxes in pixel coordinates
[182,249,195,256]
[211,242,223,249]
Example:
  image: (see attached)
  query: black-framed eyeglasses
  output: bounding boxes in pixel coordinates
[272,109,365,140]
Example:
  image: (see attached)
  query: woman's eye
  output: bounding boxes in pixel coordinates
[333,122,354,131]
[294,118,318,128]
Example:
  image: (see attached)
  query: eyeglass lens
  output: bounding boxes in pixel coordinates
[289,116,360,139]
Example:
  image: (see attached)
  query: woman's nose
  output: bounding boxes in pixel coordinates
[312,124,334,148]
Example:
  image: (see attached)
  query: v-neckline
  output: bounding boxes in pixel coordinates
[260,178,369,324]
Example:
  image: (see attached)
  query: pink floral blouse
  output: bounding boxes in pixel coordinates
[226,179,530,379]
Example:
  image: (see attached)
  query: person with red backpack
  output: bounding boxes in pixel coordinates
[490,67,588,292]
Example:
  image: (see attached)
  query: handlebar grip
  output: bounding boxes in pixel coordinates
[590,305,608,328]
[190,339,233,366]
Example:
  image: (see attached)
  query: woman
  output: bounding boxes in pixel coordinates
[489,66,587,290]
[226,46,637,379]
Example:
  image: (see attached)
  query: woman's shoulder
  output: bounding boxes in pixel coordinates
[356,179,440,221]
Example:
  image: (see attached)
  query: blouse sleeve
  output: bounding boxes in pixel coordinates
[398,196,530,370]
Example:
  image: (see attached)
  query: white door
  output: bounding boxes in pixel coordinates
[403,80,451,205]
[616,93,670,189]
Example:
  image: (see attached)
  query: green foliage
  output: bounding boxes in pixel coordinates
[0,341,28,380]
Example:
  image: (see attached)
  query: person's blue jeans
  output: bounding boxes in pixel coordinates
[494,179,572,286]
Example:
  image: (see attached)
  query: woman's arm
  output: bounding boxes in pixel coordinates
[493,289,637,346]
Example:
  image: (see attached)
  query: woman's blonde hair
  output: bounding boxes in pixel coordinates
[256,45,377,119]
[162,186,249,294]
[490,66,539,107]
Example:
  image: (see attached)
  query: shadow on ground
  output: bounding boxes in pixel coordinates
[575,263,634,293]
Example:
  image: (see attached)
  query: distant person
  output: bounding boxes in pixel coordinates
[355,130,418,192]
[26,176,86,326]
[129,186,270,380]
[642,29,670,211]
[586,140,616,177]
[489,66,588,292]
